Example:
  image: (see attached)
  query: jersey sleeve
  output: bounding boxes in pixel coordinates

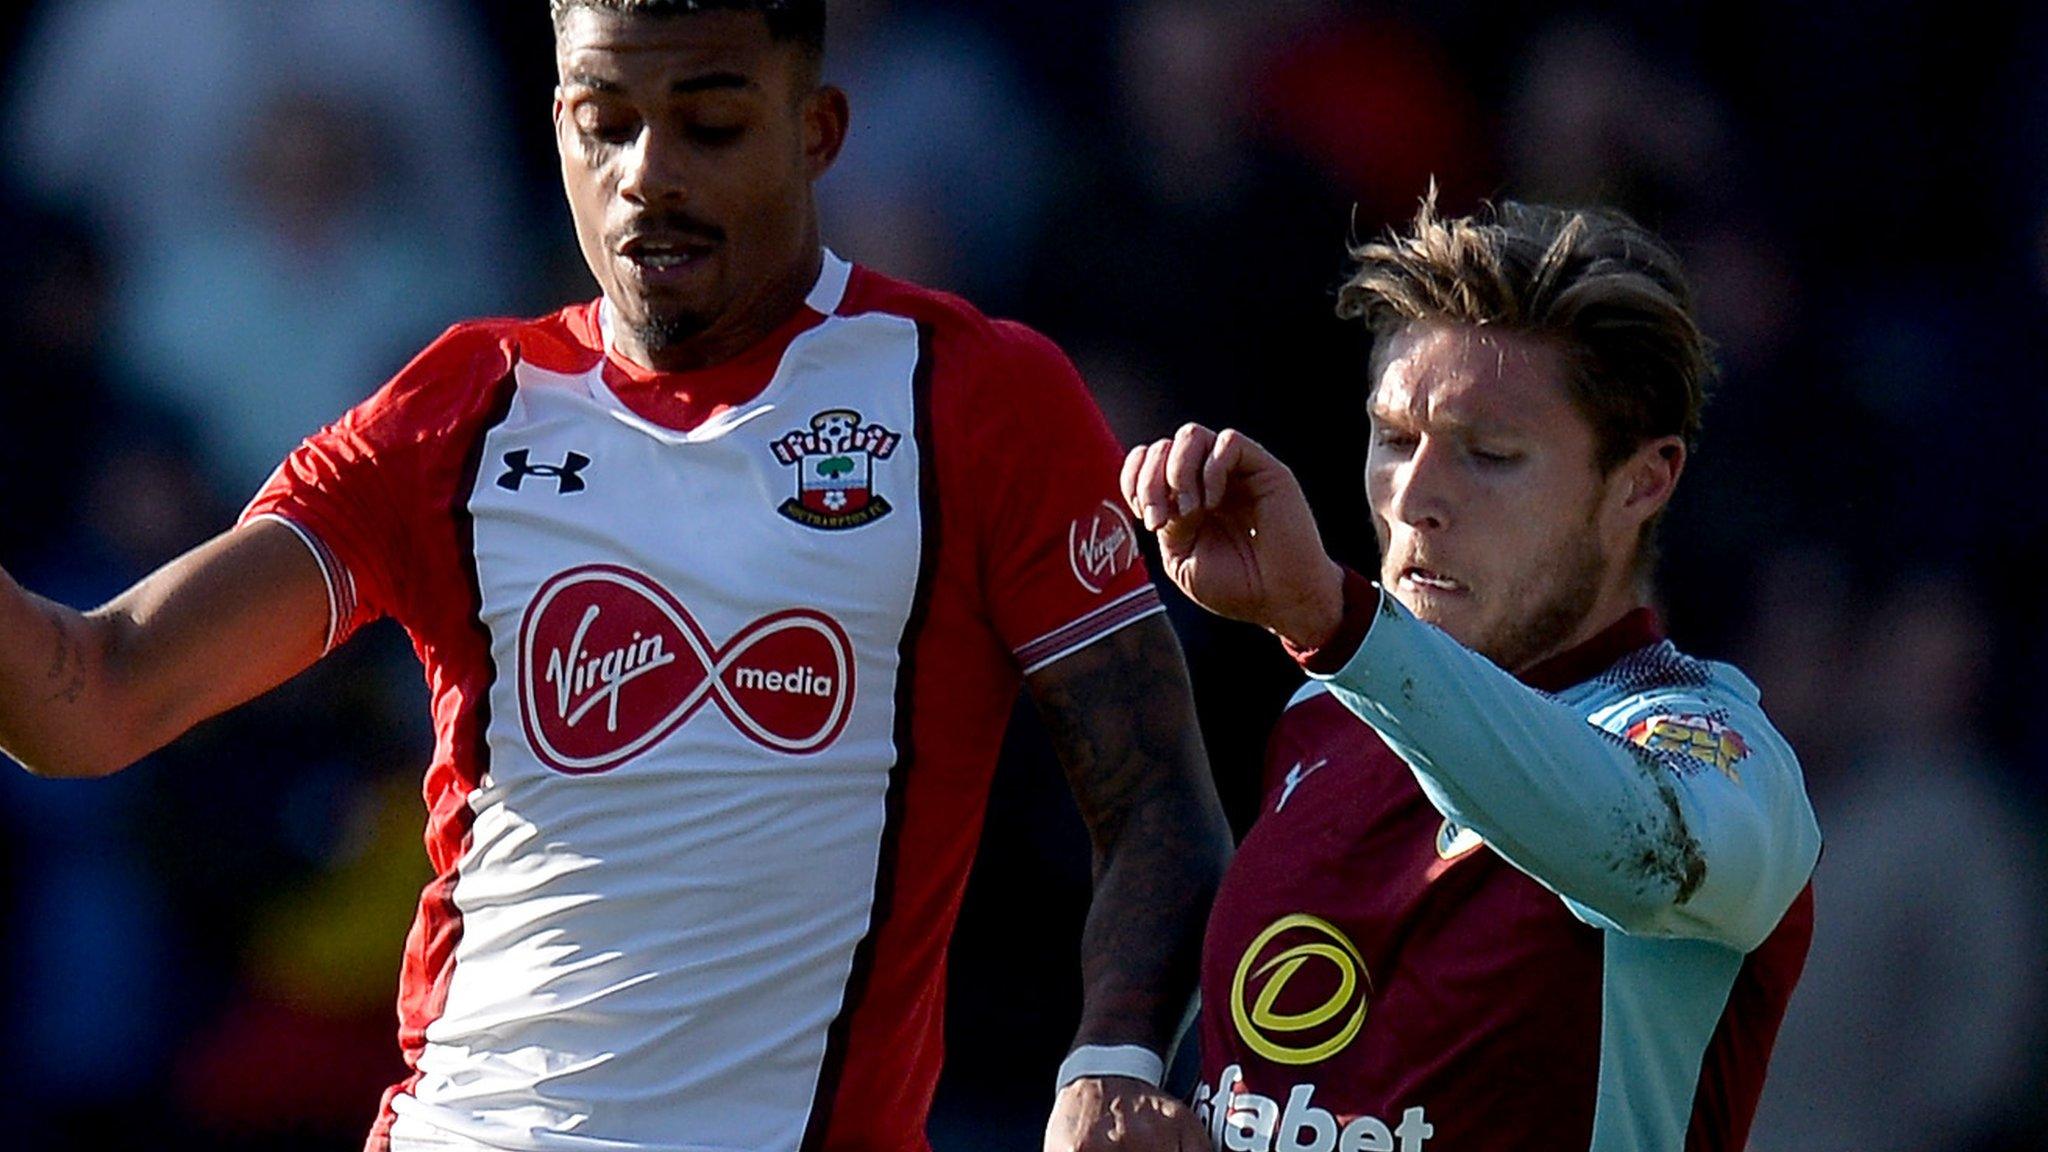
[1309,576,1822,953]
[950,320,1163,673]
[239,323,517,652]
[241,428,390,653]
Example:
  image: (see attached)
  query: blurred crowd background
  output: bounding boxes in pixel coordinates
[1,1,2043,1149]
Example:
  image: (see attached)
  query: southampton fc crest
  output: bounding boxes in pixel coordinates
[769,409,902,530]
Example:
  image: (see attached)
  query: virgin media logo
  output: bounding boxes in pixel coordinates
[517,566,855,774]
[1069,500,1140,595]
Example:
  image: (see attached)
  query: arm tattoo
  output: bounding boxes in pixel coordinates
[42,606,86,706]
[1030,614,1233,1053]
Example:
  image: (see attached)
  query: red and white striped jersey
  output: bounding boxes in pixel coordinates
[242,253,1162,1152]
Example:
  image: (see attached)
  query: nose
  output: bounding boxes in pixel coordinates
[1384,436,1456,532]
[618,125,688,206]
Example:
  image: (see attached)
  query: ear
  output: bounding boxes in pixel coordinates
[802,84,850,179]
[1609,435,1687,530]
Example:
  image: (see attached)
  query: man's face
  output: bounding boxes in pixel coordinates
[1367,322,1652,672]
[554,8,839,365]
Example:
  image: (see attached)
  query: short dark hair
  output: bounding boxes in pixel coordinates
[1339,192,1714,474]
[550,0,826,60]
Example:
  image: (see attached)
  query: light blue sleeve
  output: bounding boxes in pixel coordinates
[1315,590,1821,953]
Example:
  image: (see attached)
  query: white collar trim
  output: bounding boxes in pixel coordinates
[597,247,849,360]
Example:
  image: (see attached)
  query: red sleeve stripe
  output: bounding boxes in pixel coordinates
[249,512,356,653]
[1014,586,1167,675]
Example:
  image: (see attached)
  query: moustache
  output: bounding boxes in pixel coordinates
[613,215,726,248]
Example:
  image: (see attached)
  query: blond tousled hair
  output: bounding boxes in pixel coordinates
[1338,192,1714,474]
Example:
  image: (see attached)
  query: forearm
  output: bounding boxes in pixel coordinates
[1070,784,1227,1052]
[1031,617,1233,1054]
[1310,578,1709,927]
[2,523,331,779]
[0,563,131,777]
[1311,579,1820,949]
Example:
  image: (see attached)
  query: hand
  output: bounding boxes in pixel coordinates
[1045,1076,1210,1152]
[1121,425,1344,650]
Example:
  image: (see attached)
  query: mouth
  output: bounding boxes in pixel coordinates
[1397,565,1467,595]
[617,232,720,276]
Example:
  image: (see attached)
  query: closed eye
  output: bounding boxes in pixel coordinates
[585,123,638,147]
[687,123,746,148]
[570,103,639,147]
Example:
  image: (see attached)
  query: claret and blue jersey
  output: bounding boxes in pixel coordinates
[1197,575,1820,1152]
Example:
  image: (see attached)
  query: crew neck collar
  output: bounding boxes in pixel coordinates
[592,248,852,379]
[1518,606,1667,693]
[571,250,851,427]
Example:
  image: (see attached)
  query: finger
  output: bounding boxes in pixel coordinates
[1120,443,1151,519]
[1203,429,1248,511]
[1136,439,1174,531]
[1165,424,1217,518]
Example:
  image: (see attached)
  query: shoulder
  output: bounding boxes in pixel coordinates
[837,265,1078,389]
[1582,641,1800,789]
[422,304,604,392]
[838,266,1108,469]
[344,305,599,447]
[1262,678,1393,793]
[836,264,998,339]
[1273,680,1369,750]
[1285,679,1332,710]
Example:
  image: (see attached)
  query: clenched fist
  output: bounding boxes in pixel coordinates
[1120,425,1344,651]
[1046,1076,1211,1152]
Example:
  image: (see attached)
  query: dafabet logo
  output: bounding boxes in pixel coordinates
[1230,914,1370,1066]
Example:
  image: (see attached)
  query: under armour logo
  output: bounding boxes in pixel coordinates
[499,450,592,494]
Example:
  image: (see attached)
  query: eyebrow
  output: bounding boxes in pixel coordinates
[563,71,622,93]
[671,72,754,95]
[1368,403,1487,436]
[561,70,756,96]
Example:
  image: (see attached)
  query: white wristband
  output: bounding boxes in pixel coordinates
[1054,1044,1166,1093]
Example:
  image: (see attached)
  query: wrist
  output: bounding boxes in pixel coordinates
[1281,567,1382,675]
[1054,1044,1165,1094]
[1268,558,1346,651]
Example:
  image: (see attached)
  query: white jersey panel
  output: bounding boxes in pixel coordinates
[391,306,926,1152]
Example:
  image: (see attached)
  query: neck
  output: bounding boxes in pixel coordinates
[1511,569,1652,675]
[614,240,824,374]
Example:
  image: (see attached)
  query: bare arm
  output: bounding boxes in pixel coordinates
[0,519,332,778]
[1030,613,1232,1152]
